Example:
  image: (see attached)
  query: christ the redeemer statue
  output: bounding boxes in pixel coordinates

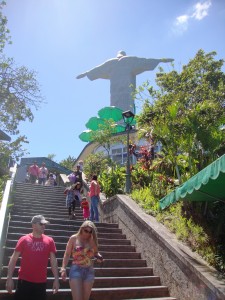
[76,50,174,112]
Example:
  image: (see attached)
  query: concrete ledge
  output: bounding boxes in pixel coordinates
[99,194,225,300]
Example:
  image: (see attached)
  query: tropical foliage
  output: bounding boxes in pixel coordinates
[59,155,77,171]
[98,165,125,198]
[137,49,225,180]
[0,2,43,167]
[83,152,109,182]
[84,49,225,274]
[90,119,126,157]
[130,49,225,274]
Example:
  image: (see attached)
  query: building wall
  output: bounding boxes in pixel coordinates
[77,130,161,166]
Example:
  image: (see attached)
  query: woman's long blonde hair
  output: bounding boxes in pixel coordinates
[76,220,98,247]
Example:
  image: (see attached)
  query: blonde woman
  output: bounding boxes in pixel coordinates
[60,221,103,300]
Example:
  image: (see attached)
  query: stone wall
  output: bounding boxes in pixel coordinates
[99,194,225,300]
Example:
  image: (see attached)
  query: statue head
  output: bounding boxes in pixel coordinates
[117,50,126,58]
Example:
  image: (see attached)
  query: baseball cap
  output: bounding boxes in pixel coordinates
[31,215,50,224]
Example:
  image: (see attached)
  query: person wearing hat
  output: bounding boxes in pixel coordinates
[6,215,59,300]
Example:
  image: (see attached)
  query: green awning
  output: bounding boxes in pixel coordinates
[85,117,105,131]
[98,106,123,122]
[159,154,225,210]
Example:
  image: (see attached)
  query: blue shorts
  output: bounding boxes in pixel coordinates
[69,265,95,282]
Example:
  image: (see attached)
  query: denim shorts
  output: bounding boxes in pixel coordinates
[69,264,95,281]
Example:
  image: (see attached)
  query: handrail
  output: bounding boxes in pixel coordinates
[0,164,17,277]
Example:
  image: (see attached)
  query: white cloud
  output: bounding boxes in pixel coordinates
[173,15,189,35]
[192,1,212,20]
[176,14,189,25]
[172,0,212,35]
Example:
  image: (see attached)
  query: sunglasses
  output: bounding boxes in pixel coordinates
[83,228,92,234]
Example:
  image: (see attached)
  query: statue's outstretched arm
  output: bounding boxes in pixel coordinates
[76,72,87,79]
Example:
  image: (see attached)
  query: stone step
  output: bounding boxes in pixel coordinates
[0,286,170,300]
[14,193,66,199]
[14,198,67,206]
[7,226,126,239]
[13,200,68,207]
[10,215,119,229]
[3,247,141,259]
[14,194,68,205]
[10,209,77,219]
[5,240,136,252]
[0,276,161,289]
[1,266,154,278]
[9,223,124,237]
[14,190,66,196]
[5,233,131,245]
[12,203,69,211]
[61,258,147,268]
[3,256,147,268]
[14,191,66,200]
[15,182,65,190]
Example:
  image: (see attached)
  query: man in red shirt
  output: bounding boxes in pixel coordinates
[6,215,59,300]
[28,161,39,184]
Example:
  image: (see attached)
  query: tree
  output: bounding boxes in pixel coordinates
[59,155,76,170]
[0,1,11,53]
[0,57,43,135]
[91,119,126,158]
[0,2,43,165]
[47,154,56,161]
[83,152,109,181]
[137,49,225,180]
[0,135,28,171]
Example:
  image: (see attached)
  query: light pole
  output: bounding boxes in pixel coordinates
[122,110,135,193]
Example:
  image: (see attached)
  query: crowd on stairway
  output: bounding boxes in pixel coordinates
[27,161,57,186]
[6,160,104,300]
[27,160,101,224]
[66,165,101,224]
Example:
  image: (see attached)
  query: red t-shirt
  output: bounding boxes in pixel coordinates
[15,233,56,283]
[28,165,39,176]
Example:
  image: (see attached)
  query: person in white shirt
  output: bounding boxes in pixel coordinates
[38,162,48,185]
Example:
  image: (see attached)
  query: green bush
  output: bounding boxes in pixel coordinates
[99,166,125,198]
[131,187,223,274]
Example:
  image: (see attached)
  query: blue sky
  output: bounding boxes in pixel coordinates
[3,0,225,163]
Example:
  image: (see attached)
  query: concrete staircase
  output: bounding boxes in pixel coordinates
[0,182,176,300]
